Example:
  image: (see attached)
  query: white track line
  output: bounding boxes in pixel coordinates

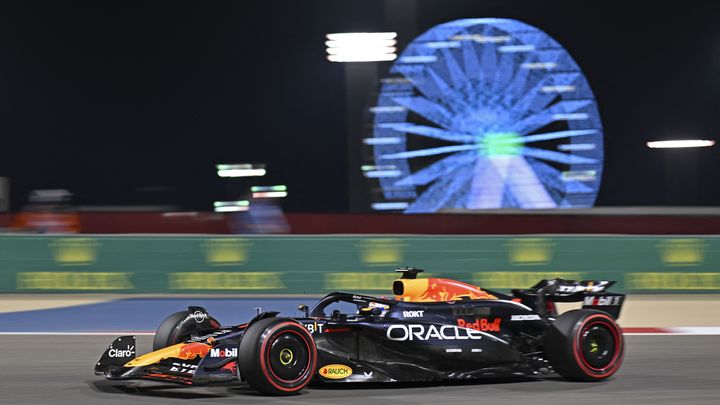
[671,327,720,334]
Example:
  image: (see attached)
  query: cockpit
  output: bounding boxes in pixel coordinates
[309,292,394,320]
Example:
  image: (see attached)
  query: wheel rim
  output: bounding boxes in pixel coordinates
[267,331,309,382]
[581,324,615,370]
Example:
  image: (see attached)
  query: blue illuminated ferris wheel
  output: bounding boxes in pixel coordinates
[365,19,604,213]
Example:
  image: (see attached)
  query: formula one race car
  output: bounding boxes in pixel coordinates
[95,268,626,395]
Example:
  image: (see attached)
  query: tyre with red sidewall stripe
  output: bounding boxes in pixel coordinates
[238,317,317,395]
[546,309,624,381]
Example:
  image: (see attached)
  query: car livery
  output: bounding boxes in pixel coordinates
[95,267,626,395]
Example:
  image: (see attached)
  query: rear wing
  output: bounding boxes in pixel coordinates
[512,279,625,319]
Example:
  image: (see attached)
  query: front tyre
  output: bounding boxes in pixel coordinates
[546,309,624,381]
[238,318,317,395]
[152,310,220,351]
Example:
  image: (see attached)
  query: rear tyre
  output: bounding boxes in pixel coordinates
[152,311,220,350]
[238,317,317,395]
[546,309,624,381]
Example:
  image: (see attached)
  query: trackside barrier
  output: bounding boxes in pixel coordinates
[0,235,719,293]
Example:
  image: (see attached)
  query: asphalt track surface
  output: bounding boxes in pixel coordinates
[1,335,719,405]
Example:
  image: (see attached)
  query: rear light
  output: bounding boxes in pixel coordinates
[546,301,557,315]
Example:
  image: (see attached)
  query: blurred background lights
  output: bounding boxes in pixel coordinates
[251,185,288,199]
[213,200,249,212]
[371,202,410,210]
[216,164,266,178]
[646,140,715,149]
[325,32,398,62]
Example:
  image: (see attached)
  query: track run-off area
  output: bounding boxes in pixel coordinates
[0,334,717,405]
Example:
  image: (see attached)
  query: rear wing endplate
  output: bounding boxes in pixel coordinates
[513,279,625,319]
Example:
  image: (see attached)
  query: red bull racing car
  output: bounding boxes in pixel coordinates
[95,268,626,395]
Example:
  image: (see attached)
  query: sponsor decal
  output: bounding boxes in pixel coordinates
[304,322,325,334]
[202,238,250,265]
[402,310,425,318]
[556,281,610,293]
[505,238,554,266]
[49,238,100,265]
[177,342,211,360]
[221,361,238,374]
[657,238,706,266]
[452,307,490,317]
[357,238,405,266]
[584,296,623,306]
[189,329,232,342]
[108,345,135,358]
[386,324,484,341]
[168,272,285,290]
[170,362,197,375]
[17,272,133,290]
[210,348,238,358]
[445,348,462,353]
[625,272,720,290]
[511,314,541,321]
[363,371,373,378]
[191,310,208,323]
[319,364,353,379]
[457,318,501,332]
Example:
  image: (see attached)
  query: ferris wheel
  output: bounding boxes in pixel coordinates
[365,19,604,213]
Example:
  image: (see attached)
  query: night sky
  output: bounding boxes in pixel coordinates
[0,1,719,212]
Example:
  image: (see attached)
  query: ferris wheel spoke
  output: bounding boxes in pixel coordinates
[466,157,508,209]
[506,75,555,118]
[378,123,475,143]
[500,60,533,105]
[524,157,566,192]
[478,30,498,87]
[395,151,476,187]
[440,48,468,89]
[491,50,517,93]
[380,144,478,160]
[461,36,482,82]
[521,129,600,143]
[392,96,454,129]
[522,146,598,165]
[427,69,458,102]
[505,157,557,208]
[527,158,595,195]
[512,99,594,135]
[394,65,455,102]
[405,168,473,213]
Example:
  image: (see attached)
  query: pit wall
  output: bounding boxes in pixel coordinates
[0,235,718,294]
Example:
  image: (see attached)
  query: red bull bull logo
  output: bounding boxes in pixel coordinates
[396,277,497,302]
[177,342,211,360]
